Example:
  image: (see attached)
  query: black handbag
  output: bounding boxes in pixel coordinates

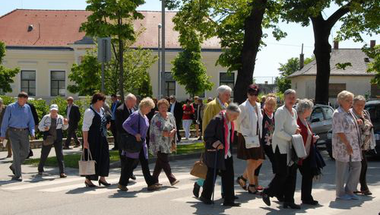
[120,115,144,153]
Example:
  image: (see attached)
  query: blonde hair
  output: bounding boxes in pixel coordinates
[265,93,277,108]
[337,90,354,104]
[139,97,155,109]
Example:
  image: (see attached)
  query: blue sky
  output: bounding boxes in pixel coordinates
[1,0,378,83]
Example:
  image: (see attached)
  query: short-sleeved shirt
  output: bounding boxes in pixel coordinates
[332,107,362,162]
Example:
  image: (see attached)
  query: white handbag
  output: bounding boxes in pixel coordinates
[244,135,260,149]
[291,134,307,159]
[78,149,96,176]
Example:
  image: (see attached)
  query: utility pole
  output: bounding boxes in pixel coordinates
[158,24,162,98]
[161,0,165,98]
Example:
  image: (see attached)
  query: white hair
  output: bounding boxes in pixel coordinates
[284,89,296,97]
[337,90,354,104]
[297,99,314,114]
[139,97,155,109]
[217,85,232,95]
[353,95,366,104]
[125,93,136,101]
[226,103,241,114]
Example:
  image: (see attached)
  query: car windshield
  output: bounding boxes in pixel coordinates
[365,104,380,132]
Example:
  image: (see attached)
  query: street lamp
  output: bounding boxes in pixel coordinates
[158,23,162,99]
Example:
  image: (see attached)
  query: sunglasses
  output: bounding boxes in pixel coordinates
[248,92,258,96]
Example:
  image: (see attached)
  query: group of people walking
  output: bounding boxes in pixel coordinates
[0,85,376,209]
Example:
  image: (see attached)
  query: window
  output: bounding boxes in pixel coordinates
[21,70,36,96]
[219,72,235,90]
[51,71,66,97]
[371,84,380,98]
[310,107,324,122]
[322,107,334,120]
[162,72,176,97]
[329,83,346,98]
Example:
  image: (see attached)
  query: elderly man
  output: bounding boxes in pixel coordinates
[116,93,138,183]
[1,92,35,181]
[193,85,232,198]
[64,97,81,149]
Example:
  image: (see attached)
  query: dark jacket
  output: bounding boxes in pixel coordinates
[115,103,135,135]
[66,104,81,128]
[169,102,183,123]
[27,102,39,126]
[203,112,235,170]
[111,101,122,120]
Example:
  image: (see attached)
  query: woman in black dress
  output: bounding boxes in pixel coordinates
[82,93,111,187]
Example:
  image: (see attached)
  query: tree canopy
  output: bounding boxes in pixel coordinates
[0,41,19,94]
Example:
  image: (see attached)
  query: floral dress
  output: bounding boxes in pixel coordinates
[149,112,177,155]
[332,107,362,162]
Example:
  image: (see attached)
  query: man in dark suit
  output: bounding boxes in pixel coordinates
[110,94,122,150]
[116,93,138,182]
[64,97,81,149]
[26,98,39,159]
[169,96,183,142]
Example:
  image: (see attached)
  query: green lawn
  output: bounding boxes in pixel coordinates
[24,142,205,169]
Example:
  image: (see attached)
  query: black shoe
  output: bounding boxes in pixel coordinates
[199,196,213,205]
[262,192,271,206]
[26,150,33,159]
[85,181,96,188]
[130,174,136,180]
[221,193,239,200]
[276,195,285,202]
[283,202,301,209]
[9,165,15,175]
[98,180,111,187]
[302,200,319,205]
[223,202,241,207]
[11,176,22,182]
[193,182,200,198]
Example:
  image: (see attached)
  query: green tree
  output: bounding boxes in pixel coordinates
[171,8,213,97]
[68,51,102,96]
[364,44,380,86]
[81,0,145,102]
[167,0,286,103]
[0,41,19,94]
[282,0,380,104]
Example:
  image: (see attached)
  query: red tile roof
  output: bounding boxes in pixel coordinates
[0,9,220,49]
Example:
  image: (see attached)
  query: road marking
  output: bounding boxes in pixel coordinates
[1,177,85,191]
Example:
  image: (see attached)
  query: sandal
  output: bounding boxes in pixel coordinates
[248,184,258,194]
[362,189,372,196]
[236,176,247,190]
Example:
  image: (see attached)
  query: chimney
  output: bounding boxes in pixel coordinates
[333,40,339,49]
[300,43,304,69]
[370,40,376,48]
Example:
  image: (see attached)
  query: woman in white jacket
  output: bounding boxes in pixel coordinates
[38,104,69,178]
[236,85,264,194]
[262,89,301,209]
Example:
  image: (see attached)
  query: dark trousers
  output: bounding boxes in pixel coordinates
[153,152,176,184]
[110,120,118,149]
[359,150,369,191]
[264,147,297,203]
[38,139,65,174]
[201,156,235,203]
[65,124,79,147]
[255,144,276,176]
[119,149,156,186]
[176,121,181,141]
[298,156,314,202]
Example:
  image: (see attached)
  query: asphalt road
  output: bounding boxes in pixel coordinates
[0,148,379,215]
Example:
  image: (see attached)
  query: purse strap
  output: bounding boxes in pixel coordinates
[81,149,93,161]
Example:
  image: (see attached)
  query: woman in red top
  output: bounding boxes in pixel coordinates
[182,99,195,140]
[296,99,319,206]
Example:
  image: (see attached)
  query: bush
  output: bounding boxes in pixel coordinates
[0,95,15,105]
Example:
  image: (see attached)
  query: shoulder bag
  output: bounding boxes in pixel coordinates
[120,115,144,153]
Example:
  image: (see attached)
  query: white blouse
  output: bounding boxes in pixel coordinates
[82,106,104,132]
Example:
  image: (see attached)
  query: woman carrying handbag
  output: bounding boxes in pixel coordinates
[38,104,68,178]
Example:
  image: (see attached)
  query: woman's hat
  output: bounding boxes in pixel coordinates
[50,104,59,111]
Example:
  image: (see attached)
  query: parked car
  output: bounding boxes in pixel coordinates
[308,104,335,146]
[325,100,380,159]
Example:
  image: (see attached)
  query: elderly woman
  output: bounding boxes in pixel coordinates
[83,93,111,187]
[262,89,301,209]
[38,104,68,178]
[199,103,241,207]
[253,94,277,190]
[150,99,179,186]
[296,99,320,205]
[236,85,264,194]
[182,99,195,140]
[351,95,376,196]
[118,97,160,192]
[332,91,362,200]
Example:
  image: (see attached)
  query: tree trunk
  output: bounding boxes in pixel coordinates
[312,16,332,105]
[119,37,125,103]
[234,0,267,104]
